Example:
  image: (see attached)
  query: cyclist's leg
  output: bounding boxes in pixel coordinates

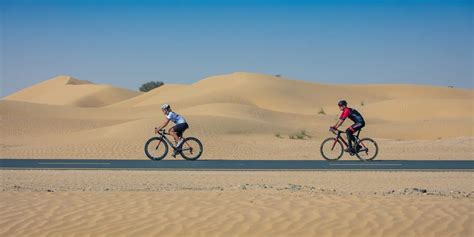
[350,123,365,150]
[346,126,356,149]
[352,123,364,134]
[169,126,179,145]
[172,123,189,146]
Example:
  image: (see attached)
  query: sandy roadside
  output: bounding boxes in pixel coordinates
[1,135,473,160]
[1,170,473,196]
[1,170,473,237]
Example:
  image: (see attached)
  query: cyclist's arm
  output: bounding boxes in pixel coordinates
[333,119,344,129]
[156,119,171,131]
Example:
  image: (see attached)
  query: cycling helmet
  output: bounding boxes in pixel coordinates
[161,104,170,110]
[337,100,347,106]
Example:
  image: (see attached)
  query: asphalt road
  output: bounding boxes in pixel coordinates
[0,159,473,171]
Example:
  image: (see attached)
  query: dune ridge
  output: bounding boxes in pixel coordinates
[108,72,473,114]
[1,72,473,159]
[3,75,142,107]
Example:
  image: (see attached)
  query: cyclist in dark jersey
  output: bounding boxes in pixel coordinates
[331,100,365,153]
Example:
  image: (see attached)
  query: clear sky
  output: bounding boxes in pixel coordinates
[1,0,472,96]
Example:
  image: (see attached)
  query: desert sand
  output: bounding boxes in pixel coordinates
[1,170,473,237]
[1,73,473,236]
[1,72,473,160]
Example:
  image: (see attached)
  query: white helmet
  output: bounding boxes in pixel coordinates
[161,104,170,110]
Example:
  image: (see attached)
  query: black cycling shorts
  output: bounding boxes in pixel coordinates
[172,123,189,137]
[347,122,365,133]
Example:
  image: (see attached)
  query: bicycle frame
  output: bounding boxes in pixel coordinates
[157,130,194,153]
[330,129,366,151]
[157,131,179,149]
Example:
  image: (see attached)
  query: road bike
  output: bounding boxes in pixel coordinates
[320,128,378,161]
[144,129,203,160]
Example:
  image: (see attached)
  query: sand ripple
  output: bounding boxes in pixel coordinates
[1,192,472,237]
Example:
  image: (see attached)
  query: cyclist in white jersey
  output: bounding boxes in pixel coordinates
[155,104,189,150]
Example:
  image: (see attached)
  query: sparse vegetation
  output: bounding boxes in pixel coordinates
[288,130,312,140]
[301,130,312,138]
[275,74,282,77]
[275,133,283,139]
[318,108,326,115]
[139,81,164,92]
[360,101,365,106]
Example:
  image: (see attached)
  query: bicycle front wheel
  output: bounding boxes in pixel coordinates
[180,137,203,160]
[320,138,344,161]
[144,137,169,160]
[355,138,378,161]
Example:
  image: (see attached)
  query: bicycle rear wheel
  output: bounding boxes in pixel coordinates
[144,137,169,160]
[320,138,344,161]
[180,137,203,160]
[355,138,378,161]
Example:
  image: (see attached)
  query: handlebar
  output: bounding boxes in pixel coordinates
[329,127,345,135]
[155,128,170,135]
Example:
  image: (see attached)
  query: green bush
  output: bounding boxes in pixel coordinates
[318,108,326,115]
[139,81,164,92]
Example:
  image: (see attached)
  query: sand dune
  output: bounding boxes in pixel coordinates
[1,73,473,236]
[3,75,142,107]
[107,84,188,108]
[109,72,472,113]
[361,99,473,121]
[1,72,473,159]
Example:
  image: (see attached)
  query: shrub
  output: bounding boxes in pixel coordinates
[139,81,164,92]
[288,130,311,140]
[318,108,326,115]
[301,130,312,138]
[275,133,283,138]
[360,101,365,106]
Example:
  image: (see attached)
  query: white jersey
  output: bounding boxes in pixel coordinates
[166,111,186,124]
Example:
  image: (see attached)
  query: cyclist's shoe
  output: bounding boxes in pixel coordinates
[344,147,354,153]
[171,149,179,158]
[355,145,362,152]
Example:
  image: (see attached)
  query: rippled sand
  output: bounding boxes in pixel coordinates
[1,170,472,237]
[1,191,472,237]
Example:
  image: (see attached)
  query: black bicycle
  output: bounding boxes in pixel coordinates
[144,129,203,160]
[320,128,378,161]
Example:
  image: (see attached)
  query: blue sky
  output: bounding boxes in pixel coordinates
[1,0,472,96]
